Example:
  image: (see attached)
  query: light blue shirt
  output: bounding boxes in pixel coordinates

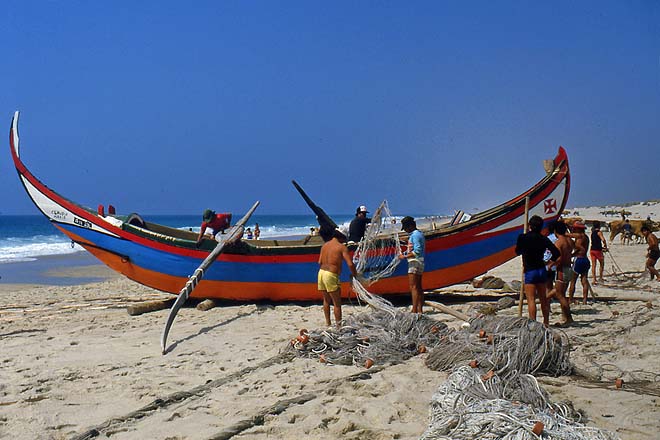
[407,229,426,262]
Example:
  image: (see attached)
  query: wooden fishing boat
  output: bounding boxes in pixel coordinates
[9,112,570,301]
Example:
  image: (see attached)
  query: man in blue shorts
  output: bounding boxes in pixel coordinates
[568,221,591,305]
[515,215,560,327]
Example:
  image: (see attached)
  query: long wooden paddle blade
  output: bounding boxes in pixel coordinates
[160,201,260,354]
[291,180,338,229]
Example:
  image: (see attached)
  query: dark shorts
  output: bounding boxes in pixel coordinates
[524,268,548,285]
[573,257,591,275]
[649,249,660,263]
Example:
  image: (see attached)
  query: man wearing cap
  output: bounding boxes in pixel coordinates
[318,228,358,327]
[348,205,371,243]
[196,209,232,247]
[567,221,591,305]
[398,216,425,313]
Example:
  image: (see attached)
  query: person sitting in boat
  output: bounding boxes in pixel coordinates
[196,209,232,246]
[245,228,254,240]
[348,205,371,244]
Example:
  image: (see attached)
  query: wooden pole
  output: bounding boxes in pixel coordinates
[127,300,174,316]
[517,196,530,317]
[196,299,218,311]
[425,300,470,322]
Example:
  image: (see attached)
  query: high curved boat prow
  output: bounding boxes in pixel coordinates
[10,111,20,159]
[9,113,571,301]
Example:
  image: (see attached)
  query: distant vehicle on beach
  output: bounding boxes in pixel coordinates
[9,112,570,301]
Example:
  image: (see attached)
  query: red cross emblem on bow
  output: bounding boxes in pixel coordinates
[544,199,557,214]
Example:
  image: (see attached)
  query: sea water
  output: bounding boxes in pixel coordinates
[0,214,358,264]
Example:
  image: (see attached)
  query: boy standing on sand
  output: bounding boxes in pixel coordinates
[568,222,591,305]
[516,215,560,327]
[398,216,425,314]
[589,221,608,285]
[641,225,660,282]
[318,229,357,327]
[546,221,574,325]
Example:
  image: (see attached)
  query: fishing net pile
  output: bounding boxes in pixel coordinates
[351,200,402,315]
[285,309,448,367]
[421,315,619,439]
[425,316,573,378]
[420,366,619,440]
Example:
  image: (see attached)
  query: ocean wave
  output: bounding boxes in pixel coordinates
[0,236,84,263]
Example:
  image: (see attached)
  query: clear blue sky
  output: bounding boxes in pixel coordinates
[2,1,659,216]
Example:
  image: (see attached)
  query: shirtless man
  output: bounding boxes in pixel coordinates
[546,221,574,325]
[641,225,660,282]
[568,222,591,305]
[318,229,357,327]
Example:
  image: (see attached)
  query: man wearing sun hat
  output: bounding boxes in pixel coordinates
[348,205,371,243]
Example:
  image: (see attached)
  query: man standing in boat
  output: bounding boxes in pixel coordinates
[398,216,425,314]
[348,205,371,244]
[196,209,232,247]
[318,228,358,327]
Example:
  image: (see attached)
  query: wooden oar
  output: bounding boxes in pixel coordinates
[291,180,338,230]
[160,201,260,354]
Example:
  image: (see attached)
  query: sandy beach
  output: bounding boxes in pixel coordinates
[1,204,659,440]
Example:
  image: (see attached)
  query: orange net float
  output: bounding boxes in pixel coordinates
[364,358,374,369]
[478,329,487,338]
[532,421,544,435]
[615,378,624,389]
[469,360,479,368]
[481,370,495,381]
[418,344,427,354]
[486,334,494,345]
[319,354,327,363]
[296,334,309,344]
[430,325,439,334]
[299,328,308,336]
[612,310,620,317]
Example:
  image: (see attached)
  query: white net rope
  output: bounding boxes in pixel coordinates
[351,200,402,315]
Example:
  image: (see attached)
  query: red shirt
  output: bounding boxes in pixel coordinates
[201,213,232,235]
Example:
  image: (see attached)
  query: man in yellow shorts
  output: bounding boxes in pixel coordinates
[318,228,357,327]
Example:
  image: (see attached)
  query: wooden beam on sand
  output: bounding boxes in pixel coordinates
[523,295,654,306]
[425,301,470,322]
[196,299,218,311]
[126,299,174,316]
